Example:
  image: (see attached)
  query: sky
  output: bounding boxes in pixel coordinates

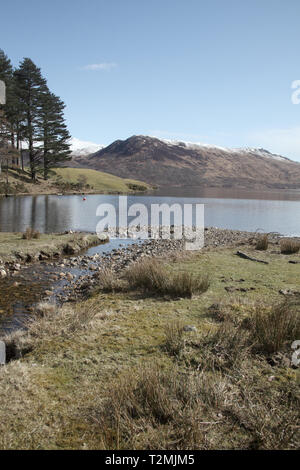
[1,0,300,160]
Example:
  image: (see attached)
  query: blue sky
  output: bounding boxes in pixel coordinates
[1,0,300,160]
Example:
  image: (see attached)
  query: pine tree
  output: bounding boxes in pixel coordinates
[0,110,19,190]
[0,50,15,149]
[0,49,13,91]
[37,88,71,179]
[14,58,47,181]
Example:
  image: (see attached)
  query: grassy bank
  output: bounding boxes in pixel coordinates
[0,241,299,449]
[0,166,151,196]
[0,232,103,265]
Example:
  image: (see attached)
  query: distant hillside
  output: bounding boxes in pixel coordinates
[70,135,300,190]
[0,166,150,195]
[52,168,150,193]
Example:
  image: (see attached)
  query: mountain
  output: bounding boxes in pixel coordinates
[69,137,103,157]
[70,135,300,189]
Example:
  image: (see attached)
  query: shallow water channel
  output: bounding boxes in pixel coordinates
[0,237,143,333]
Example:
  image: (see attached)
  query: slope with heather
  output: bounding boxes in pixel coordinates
[71,135,300,189]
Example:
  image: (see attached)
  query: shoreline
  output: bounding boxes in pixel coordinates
[1,185,300,199]
[0,226,299,449]
[0,227,299,328]
[0,232,108,275]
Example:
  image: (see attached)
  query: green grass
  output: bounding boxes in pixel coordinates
[0,244,299,449]
[0,232,101,264]
[0,166,151,195]
[52,167,150,193]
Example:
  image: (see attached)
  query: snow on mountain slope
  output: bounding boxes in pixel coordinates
[155,137,290,162]
[70,137,103,157]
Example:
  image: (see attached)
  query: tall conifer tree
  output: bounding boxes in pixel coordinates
[37,88,71,179]
[14,58,47,181]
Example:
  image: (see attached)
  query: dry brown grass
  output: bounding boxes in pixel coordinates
[280,238,300,254]
[255,234,269,250]
[85,358,300,450]
[86,363,214,449]
[124,258,209,298]
[22,227,40,240]
[248,300,300,355]
[97,268,122,292]
[193,299,300,376]
[163,320,185,356]
[4,301,98,361]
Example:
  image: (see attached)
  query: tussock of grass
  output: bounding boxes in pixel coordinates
[124,258,209,298]
[249,300,300,354]
[280,238,300,254]
[4,301,98,361]
[98,268,123,292]
[22,227,40,240]
[163,320,185,356]
[255,234,269,251]
[86,363,212,449]
[85,359,300,450]
[194,299,300,373]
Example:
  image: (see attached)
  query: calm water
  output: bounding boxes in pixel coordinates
[0,188,300,235]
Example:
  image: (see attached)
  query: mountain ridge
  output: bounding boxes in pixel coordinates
[70,135,300,189]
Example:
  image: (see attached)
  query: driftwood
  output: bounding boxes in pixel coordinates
[235,251,269,265]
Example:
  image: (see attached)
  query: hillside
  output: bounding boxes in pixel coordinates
[0,166,150,195]
[70,135,300,190]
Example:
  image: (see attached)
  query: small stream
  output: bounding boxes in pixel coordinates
[0,237,144,334]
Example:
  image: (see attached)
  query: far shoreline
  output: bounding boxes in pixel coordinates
[1,185,300,200]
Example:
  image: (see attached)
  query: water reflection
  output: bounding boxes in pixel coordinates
[0,190,299,236]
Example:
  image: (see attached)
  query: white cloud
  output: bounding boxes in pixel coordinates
[81,62,117,71]
[247,127,300,162]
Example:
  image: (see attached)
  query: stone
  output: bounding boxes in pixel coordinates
[183,325,197,332]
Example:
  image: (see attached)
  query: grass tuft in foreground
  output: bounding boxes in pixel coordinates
[280,238,300,254]
[249,299,300,354]
[124,258,209,298]
[255,234,269,250]
[22,227,40,240]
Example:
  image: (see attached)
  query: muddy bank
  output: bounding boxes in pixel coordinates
[0,232,108,278]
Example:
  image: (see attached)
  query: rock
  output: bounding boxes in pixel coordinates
[235,251,269,264]
[279,289,300,296]
[63,243,79,255]
[66,273,74,281]
[0,268,7,278]
[225,286,236,293]
[39,251,49,260]
[183,325,197,332]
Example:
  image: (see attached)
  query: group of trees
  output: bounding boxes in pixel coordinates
[0,49,71,182]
